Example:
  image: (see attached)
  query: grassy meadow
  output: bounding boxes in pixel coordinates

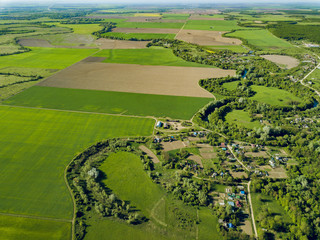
[101,32,176,40]
[222,80,241,90]
[250,85,302,106]
[226,110,261,129]
[184,20,245,31]
[225,29,293,50]
[53,23,103,34]
[94,47,213,67]
[0,215,71,240]
[0,105,154,220]
[0,47,97,69]
[4,86,212,119]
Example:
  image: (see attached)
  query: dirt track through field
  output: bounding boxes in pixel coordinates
[176,29,242,46]
[39,59,235,98]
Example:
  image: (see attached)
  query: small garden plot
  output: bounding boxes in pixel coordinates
[226,110,261,129]
[175,29,242,46]
[250,85,302,106]
[261,55,299,69]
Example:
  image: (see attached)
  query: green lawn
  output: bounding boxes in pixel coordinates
[4,86,212,120]
[225,29,293,50]
[0,105,154,220]
[184,20,245,31]
[198,208,221,240]
[0,47,97,69]
[117,21,184,29]
[101,32,175,40]
[226,110,261,129]
[0,215,71,240]
[93,47,213,68]
[250,85,302,106]
[207,45,249,53]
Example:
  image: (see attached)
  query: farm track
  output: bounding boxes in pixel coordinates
[1,104,157,121]
[247,181,258,239]
[0,212,72,223]
[150,196,167,227]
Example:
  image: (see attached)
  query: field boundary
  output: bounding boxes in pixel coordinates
[0,212,72,223]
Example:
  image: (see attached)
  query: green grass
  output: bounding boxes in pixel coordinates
[198,208,221,240]
[0,215,71,240]
[225,29,293,50]
[53,23,102,34]
[207,45,248,53]
[94,47,213,68]
[117,21,184,29]
[306,68,320,92]
[0,105,154,220]
[101,32,175,40]
[250,85,302,106]
[222,81,240,90]
[161,14,190,20]
[0,47,97,69]
[100,152,163,214]
[85,218,168,240]
[4,86,212,120]
[184,20,245,31]
[226,110,261,129]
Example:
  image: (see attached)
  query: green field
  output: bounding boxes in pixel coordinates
[0,105,154,220]
[94,47,213,67]
[117,21,184,29]
[4,86,212,119]
[222,80,241,90]
[101,152,163,214]
[207,45,249,53]
[226,110,261,129]
[54,23,102,34]
[198,208,221,239]
[184,20,245,31]
[0,47,97,69]
[101,32,175,40]
[250,85,302,106]
[225,29,293,50]
[0,215,71,240]
[161,13,190,20]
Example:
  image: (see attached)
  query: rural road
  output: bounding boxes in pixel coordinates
[300,55,320,97]
[227,145,249,171]
[247,181,258,239]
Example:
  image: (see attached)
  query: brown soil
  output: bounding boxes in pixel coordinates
[113,28,179,34]
[175,30,242,46]
[261,55,299,69]
[240,220,253,236]
[162,141,187,152]
[18,39,53,47]
[139,145,160,163]
[187,155,203,168]
[39,61,235,98]
[95,38,149,49]
[245,151,268,158]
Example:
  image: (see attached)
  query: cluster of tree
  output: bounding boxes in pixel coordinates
[0,72,42,88]
[169,204,198,230]
[251,175,320,240]
[61,18,105,24]
[200,76,255,98]
[66,138,149,239]
[268,22,320,44]
[161,171,209,206]
[92,22,117,38]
